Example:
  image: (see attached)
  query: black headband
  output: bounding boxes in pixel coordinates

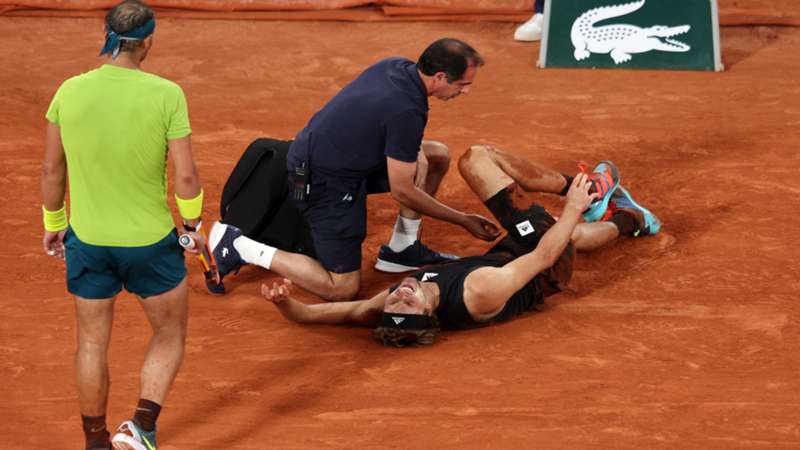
[380,312,432,330]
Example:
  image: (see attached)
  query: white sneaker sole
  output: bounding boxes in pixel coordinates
[374,259,419,273]
[111,435,147,450]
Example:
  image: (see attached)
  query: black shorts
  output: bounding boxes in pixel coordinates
[483,186,574,293]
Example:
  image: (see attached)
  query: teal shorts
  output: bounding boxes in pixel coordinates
[64,227,186,299]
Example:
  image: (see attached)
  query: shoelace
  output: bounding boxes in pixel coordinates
[578,162,614,198]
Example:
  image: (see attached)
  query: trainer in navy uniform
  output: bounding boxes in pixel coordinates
[209,38,500,302]
[260,144,662,345]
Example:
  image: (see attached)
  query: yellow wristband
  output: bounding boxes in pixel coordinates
[175,189,203,220]
[42,204,68,232]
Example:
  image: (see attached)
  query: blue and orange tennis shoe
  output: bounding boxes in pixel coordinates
[611,186,661,236]
[111,420,156,450]
[581,160,620,223]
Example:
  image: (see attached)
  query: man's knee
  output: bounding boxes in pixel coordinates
[76,337,110,354]
[140,279,189,336]
[421,140,451,175]
[323,273,361,302]
[458,144,492,177]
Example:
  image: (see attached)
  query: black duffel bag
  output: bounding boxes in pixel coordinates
[219,138,315,257]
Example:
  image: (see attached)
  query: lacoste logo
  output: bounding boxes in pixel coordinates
[222,247,229,257]
[516,220,534,236]
[391,316,405,325]
[421,272,438,282]
[572,0,691,64]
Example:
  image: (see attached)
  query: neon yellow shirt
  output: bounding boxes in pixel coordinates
[46,64,191,246]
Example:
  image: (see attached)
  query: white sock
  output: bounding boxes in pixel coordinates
[233,235,277,270]
[388,216,421,252]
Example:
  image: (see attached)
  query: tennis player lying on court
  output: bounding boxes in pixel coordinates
[259,145,661,346]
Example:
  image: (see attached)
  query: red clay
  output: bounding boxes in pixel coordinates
[2,17,799,449]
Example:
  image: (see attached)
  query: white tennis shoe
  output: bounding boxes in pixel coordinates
[111,420,157,450]
[514,13,544,42]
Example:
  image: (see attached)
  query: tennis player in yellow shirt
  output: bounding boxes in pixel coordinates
[41,1,202,449]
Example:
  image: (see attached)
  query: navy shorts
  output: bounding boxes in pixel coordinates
[64,227,186,299]
[483,186,575,292]
[291,168,395,274]
[292,177,367,274]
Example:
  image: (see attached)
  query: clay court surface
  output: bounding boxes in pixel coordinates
[2,15,800,449]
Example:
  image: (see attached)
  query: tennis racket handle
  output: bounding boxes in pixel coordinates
[178,234,196,250]
[179,234,218,283]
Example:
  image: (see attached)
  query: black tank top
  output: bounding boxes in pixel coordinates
[406,253,544,330]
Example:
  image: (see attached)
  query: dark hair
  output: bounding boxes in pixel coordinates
[373,315,440,347]
[105,0,154,53]
[417,38,485,83]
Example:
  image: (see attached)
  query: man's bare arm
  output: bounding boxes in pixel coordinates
[41,122,68,258]
[387,156,499,240]
[168,136,202,228]
[463,174,596,319]
[263,279,388,326]
[41,122,67,211]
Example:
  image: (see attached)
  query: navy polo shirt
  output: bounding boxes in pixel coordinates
[287,57,429,186]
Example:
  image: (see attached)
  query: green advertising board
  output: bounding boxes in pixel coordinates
[538,0,723,71]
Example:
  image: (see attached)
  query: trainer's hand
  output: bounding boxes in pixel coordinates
[461,213,501,241]
[43,230,66,260]
[261,278,292,304]
[564,173,598,215]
